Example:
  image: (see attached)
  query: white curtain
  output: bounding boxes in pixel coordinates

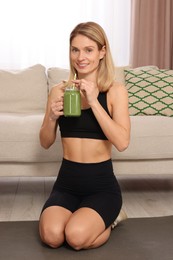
[0,0,131,69]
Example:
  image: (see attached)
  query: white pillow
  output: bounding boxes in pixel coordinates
[47,67,69,92]
[0,64,48,113]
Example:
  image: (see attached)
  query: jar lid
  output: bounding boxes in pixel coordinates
[65,86,78,91]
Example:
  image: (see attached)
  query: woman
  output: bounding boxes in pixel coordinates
[39,21,130,250]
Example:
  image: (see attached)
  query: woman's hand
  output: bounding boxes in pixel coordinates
[40,83,64,149]
[49,96,64,121]
[72,79,98,106]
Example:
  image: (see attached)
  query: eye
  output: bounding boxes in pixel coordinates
[71,47,79,53]
[86,48,93,53]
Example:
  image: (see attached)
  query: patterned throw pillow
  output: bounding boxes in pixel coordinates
[124,68,173,116]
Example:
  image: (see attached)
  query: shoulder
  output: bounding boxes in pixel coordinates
[105,81,129,116]
[107,81,128,101]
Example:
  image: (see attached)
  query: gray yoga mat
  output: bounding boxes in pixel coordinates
[0,216,173,260]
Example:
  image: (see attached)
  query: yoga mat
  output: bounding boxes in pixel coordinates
[0,216,173,260]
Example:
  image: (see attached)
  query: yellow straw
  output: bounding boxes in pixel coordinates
[72,73,76,89]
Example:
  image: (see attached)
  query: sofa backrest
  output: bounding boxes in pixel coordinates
[47,66,129,92]
[0,64,129,114]
[0,64,48,113]
[47,67,70,92]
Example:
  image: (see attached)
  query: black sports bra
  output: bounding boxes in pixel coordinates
[58,92,111,140]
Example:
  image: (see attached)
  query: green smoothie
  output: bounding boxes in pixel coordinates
[64,87,81,117]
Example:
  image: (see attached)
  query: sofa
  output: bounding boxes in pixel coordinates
[0,64,173,177]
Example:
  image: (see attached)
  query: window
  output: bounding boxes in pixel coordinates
[0,0,131,69]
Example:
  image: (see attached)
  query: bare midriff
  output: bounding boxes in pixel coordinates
[61,138,112,163]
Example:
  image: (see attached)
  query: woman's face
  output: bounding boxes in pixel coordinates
[70,34,105,77]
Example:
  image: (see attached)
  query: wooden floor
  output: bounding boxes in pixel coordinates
[0,175,173,221]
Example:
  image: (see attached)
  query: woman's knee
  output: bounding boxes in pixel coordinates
[65,224,111,250]
[65,224,91,250]
[39,206,72,248]
[39,222,65,248]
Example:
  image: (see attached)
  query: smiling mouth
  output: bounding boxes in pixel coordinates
[77,63,89,69]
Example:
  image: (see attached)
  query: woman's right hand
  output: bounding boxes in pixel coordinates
[40,83,64,149]
[49,96,64,121]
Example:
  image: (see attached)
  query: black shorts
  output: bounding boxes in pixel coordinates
[41,158,122,229]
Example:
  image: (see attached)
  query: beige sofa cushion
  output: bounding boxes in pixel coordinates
[114,66,130,85]
[47,66,129,92]
[0,113,62,163]
[47,67,69,92]
[112,115,173,160]
[114,66,158,85]
[0,64,48,113]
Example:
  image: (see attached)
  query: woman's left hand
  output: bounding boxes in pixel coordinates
[72,79,98,106]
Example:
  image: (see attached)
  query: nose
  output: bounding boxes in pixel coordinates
[77,51,85,61]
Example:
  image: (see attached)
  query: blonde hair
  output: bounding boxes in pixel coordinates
[67,21,115,92]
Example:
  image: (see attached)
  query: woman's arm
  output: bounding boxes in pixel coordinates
[91,83,131,152]
[39,83,64,149]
